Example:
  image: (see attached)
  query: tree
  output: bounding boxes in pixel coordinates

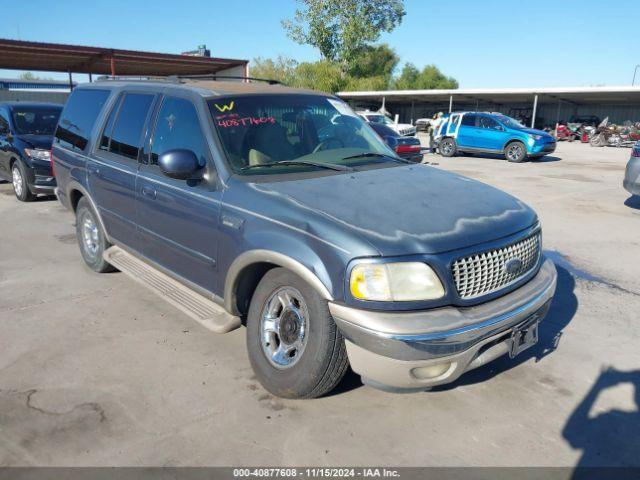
[250,56,298,85]
[291,60,347,93]
[282,0,406,62]
[347,43,399,79]
[392,63,458,90]
[19,72,39,80]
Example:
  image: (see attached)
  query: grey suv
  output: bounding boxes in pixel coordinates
[52,78,557,398]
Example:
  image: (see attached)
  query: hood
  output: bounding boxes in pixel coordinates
[252,165,537,256]
[15,134,54,150]
[518,127,552,138]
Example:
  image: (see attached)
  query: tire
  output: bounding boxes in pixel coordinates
[246,268,348,399]
[11,161,36,202]
[75,197,115,273]
[439,137,457,157]
[505,141,527,162]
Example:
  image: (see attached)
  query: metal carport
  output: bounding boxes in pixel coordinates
[337,86,640,127]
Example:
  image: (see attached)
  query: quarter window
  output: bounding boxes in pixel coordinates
[150,97,207,166]
[54,89,110,151]
[108,93,155,160]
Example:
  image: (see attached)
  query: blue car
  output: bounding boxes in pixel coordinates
[435,112,556,162]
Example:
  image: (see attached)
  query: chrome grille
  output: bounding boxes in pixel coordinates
[452,233,541,299]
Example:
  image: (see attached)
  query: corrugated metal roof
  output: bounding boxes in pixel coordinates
[0,39,248,77]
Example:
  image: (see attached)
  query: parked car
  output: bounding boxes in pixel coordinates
[53,79,557,398]
[435,112,557,162]
[368,122,423,162]
[624,141,640,196]
[356,110,416,136]
[0,102,62,201]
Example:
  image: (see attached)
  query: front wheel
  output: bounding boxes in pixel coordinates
[246,268,348,399]
[11,161,36,202]
[439,138,457,157]
[505,141,527,162]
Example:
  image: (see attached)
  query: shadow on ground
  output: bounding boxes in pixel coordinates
[563,368,640,472]
[456,152,561,163]
[624,195,640,210]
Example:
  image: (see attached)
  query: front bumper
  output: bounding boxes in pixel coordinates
[330,257,557,391]
[529,141,556,155]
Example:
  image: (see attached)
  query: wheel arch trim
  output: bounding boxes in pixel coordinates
[224,249,334,315]
[65,180,112,243]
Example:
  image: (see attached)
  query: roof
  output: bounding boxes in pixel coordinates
[82,78,325,97]
[0,77,76,89]
[0,39,248,77]
[0,101,63,109]
[337,86,640,105]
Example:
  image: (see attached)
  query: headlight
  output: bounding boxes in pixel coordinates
[24,148,51,161]
[529,134,542,141]
[350,262,445,301]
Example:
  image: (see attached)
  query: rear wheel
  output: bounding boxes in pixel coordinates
[505,141,527,162]
[11,161,36,202]
[246,268,348,399]
[75,197,115,273]
[439,138,457,157]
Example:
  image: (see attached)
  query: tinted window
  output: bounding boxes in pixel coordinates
[109,93,154,160]
[100,95,123,151]
[0,109,9,133]
[478,116,500,130]
[461,114,477,127]
[11,107,62,135]
[151,97,207,166]
[55,89,110,151]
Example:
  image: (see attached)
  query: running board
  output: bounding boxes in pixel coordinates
[103,246,241,334]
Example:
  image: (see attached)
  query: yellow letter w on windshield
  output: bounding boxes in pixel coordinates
[215,101,235,112]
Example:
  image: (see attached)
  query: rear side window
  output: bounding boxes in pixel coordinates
[54,89,110,151]
[107,93,154,160]
[478,116,500,130]
[461,114,477,127]
[150,97,207,166]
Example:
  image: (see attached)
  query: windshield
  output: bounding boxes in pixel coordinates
[209,95,396,175]
[11,107,61,135]
[495,114,525,129]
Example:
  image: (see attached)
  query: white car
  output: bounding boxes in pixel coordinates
[357,111,416,136]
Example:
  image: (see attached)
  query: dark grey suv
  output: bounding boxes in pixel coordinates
[52,78,557,398]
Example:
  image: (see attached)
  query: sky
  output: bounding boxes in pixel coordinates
[2,0,639,88]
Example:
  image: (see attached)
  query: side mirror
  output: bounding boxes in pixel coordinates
[158,149,203,180]
[384,136,399,150]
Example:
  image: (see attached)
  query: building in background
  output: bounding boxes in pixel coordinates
[181,45,211,58]
[338,86,640,128]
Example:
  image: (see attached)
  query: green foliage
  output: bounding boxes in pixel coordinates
[290,60,347,93]
[18,72,39,80]
[250,57,298,85]
[282,0,405,62]
[347,44,399,79]
[392,63,459,90]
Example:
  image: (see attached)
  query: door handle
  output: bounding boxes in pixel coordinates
[141,185,157,199]
[87,163,100,175]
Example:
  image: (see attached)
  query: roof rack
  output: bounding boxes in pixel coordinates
[95,74,282,86]
[174,74,282,85]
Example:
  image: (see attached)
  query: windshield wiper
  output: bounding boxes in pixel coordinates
[341,152,413,164]
[240,160,352,172]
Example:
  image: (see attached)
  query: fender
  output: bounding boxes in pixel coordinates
[65,180,112,243]
[224,249,334,315]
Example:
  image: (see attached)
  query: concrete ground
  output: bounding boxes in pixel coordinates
[1,142,639,467]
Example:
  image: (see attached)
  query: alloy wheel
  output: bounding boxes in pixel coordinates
[260,286,308,369]
[12,166,23,197]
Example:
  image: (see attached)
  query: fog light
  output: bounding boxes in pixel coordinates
[411,362,451,380]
